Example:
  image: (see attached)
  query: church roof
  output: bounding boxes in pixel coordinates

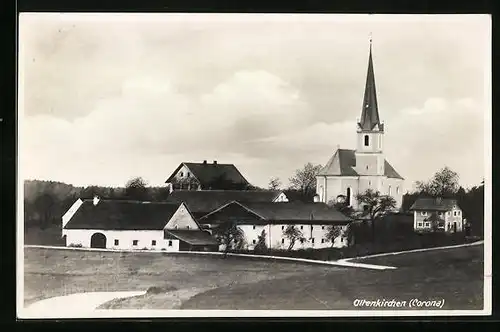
[358,38,383,132]
[317,149,404,180]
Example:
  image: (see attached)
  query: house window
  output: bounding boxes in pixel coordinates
[300,226,303,230]
[417,222,423,227]
[174,225,178,229]
[300,239,304,244]
[114,239,119,246]
[424,222,430,228]
[253,225,256,230]
[341,237,344,243]
[321,239,325,243]
[447,212,450,216]
[168,240,173,247]
[151,240,156,246]
[187,172,190,177]
[322,226,325,230]
[311,238,315,244]
[186,225,190,230]
[453,211,457,217]
[252,240,256,244]
[282,225,285,230]
[438,212,443,216]
[281,239,285,244]
[364,135,369,146]
[421,211,427,216]
[132,240,138,246]
[458,211,461,216]
[180,172,184,177]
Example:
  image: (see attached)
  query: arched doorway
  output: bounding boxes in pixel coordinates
[90,232,107,248]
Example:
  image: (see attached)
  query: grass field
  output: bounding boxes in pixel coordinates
[23,244,484,310]
[23,247,338,308]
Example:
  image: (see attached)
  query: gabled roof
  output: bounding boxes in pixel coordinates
[409,198,459,212]
[64,200,182,230]
[164,230,219,246]
[317,149,404,179]
[201,201,351,225]
[166,190,284,218]
[165,162,250,189]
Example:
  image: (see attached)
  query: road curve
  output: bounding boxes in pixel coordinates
[20,291,147,318]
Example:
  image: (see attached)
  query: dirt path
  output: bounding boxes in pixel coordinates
[20,291,147,318]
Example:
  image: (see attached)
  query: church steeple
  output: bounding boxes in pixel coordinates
[358,36,383,132]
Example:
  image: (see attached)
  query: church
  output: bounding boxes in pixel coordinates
[316,40,404,210]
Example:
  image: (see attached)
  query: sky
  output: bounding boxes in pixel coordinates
[18,14,491,192]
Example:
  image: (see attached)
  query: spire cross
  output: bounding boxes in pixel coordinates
[369,32,373,46]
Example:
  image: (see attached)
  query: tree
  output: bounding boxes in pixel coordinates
[328,197,355,218]
[288,162,322,199]
[268,177,282,190]
[356,189,397,243]
[254,229,268,252]
[282,225,306,251]
[125,177,149,200]
[33,193,57,230]
[212,221,245,257]
[325,225,343,247]
[415,166,460,198]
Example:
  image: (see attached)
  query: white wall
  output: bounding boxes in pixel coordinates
[273,192,289,202]
[238,223,348,250]
[165,203,199,230]
[63,229,180,251]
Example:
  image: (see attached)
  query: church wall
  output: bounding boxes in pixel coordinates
[385,177,404,210]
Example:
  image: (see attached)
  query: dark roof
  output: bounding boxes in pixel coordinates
[166,190,283,217]
[317,149,403,179]
[358,41,384,132]
[64,200,181,230]
[164,230,219,245]
[409,198,459,211]
[202,201,351,225]
[165,162,250,189]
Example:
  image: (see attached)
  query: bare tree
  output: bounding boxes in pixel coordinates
[325,225,343,247]
[356,189,397,243]
[268,177,282,190]
[288,162,323,197]
[282,225,306,251]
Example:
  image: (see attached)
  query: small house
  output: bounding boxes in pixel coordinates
[409,197,463,233]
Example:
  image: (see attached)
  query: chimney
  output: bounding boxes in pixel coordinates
[313,194,320,203]
[93,195,100,206]
[213,160,217,165]
[203,160,207,165]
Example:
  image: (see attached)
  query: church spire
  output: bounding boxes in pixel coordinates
[358,35,383,132]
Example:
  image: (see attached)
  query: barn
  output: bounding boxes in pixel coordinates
[61,197,218,251]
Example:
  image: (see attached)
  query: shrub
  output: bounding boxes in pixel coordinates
[146,285,178,294]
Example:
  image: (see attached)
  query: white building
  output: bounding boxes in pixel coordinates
[316,40,404,211]
[199,201,352,250]
[409,197,464,233]
[62,197,218,251]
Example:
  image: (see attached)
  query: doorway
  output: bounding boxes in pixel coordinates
[90,232,107,248]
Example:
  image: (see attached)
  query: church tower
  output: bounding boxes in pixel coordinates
[355,37,385,177]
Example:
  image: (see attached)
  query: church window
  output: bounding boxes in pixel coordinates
[388,186,392,196]
[346,188,351,206]
[364,135,369,146]
[366,165,369,170]
[368,181,371,186]
[396,186,400,194]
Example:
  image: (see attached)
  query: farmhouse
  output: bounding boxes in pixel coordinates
[409,197,464,233]
[166,189,289,220]
[316,39,404,210]
[199,201,352,250]
[165,160,251,191]
[61,197,218,251]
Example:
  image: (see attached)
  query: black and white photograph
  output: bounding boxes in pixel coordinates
[17,13,491,318]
